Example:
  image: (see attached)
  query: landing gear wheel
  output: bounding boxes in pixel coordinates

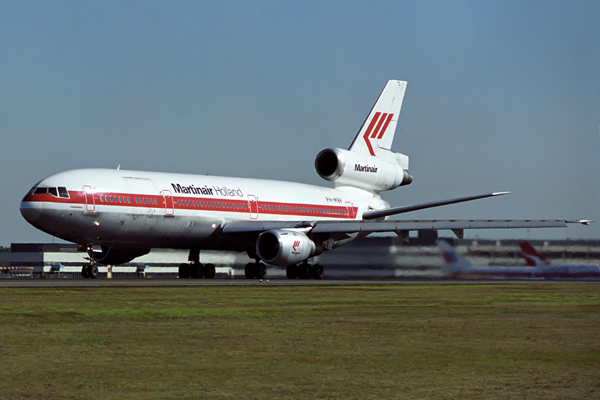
[256,263,267,279]
[88,265,98,279]
[245,263,256,279]
[203,263,216,279]
[286,264,298,279]
[191,263,204,279]
[309,264,323,280]
[179,263,191,279]
[81,265,90,279]
[298,262,311,280]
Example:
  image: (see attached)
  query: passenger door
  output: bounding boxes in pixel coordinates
[161,190,175,217]
[83,185,95,212]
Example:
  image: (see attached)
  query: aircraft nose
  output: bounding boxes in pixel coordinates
[20,199,43,223]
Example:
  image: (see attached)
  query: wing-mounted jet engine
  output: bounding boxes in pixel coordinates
[256,229,319,267]
[255,229,325,280]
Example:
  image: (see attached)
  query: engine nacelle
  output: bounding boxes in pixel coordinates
[88,245,150,265]
[315,148,412,192]
[256,230,316,267]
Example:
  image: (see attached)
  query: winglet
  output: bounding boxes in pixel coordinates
[567,219,593,225]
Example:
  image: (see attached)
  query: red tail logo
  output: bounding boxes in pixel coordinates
[292,240,300,251]
[363,112,394,156]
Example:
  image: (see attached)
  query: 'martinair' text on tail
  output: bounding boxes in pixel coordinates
[315,80,413,193]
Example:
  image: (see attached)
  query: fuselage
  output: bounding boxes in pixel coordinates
[20,168,388,251]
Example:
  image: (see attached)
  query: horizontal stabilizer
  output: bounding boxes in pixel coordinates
[361,192,510,220]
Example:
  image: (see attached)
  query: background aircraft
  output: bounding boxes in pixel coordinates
[518,242,600,278]
[439,240,600,279]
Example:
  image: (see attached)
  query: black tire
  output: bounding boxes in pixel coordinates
[179,263,191,279]
[256,263,267,279]
[298,263,311,279]
[286,264,298,279]
[81,265,90,279]
[191,263,204,279]
[245,263,256,279]
[310,264,324,280]
[89,265,98,279]
[203,263,216,279]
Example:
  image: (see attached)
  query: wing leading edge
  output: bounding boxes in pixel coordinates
[222,219,590,238]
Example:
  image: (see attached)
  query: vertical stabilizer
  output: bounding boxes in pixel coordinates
[519,242,550,267]
[438,240,472,271]
[349,80,407,157]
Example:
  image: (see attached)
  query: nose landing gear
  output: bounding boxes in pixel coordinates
[81,263,98,279]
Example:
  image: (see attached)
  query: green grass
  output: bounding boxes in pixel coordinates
[0,284,598,399]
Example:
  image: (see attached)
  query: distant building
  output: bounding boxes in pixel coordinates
[1,238,599,279]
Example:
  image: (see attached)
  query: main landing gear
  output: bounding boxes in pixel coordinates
[286,261,323,280]
[244,260,323,280]
[81,263,98,279]
[178,262,216,279]
[245,262,267,279]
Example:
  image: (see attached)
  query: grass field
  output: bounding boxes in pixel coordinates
[0,283,598,399]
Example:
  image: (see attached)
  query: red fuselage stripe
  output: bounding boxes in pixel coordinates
[24,191,358,219]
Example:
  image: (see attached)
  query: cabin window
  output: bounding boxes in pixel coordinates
[110,196,113,202]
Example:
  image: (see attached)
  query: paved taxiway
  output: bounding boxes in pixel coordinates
[1,278,598,288]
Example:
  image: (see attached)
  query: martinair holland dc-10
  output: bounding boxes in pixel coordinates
[20,80,590,279]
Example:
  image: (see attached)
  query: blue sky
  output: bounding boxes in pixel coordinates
[1,0,598,245]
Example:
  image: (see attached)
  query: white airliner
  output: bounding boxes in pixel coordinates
[439,240,600,279]
[20,80,588,279]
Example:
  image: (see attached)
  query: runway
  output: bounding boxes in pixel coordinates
[1,277,598,288]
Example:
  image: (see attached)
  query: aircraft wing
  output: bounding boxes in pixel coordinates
[222,219,590,239]
[222,191,591,238]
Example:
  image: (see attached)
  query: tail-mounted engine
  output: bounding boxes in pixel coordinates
[315,148,412,193]
[256,230,318,267]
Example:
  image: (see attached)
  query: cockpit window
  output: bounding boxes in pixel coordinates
[58,187,69,198]
[31,186,69,198]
